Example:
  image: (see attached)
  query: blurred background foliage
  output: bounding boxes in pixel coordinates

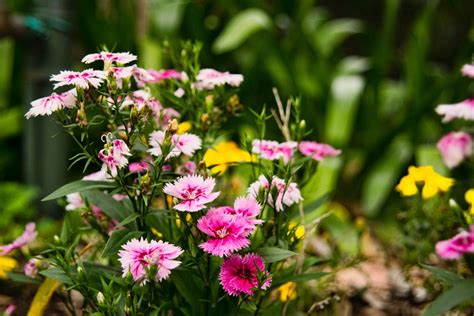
[1,0,474,256]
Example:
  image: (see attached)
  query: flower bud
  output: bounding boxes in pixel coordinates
[97,292,105,304]
[76,103,88,127]
[166,119,179,135]
[53,235,61,244]
[205,95,214,112]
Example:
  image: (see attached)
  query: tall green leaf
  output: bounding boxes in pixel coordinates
[82,190,134,223]
[42,180,116,201]
[256,247,296,263]
[422,279,474,316]
[102,230,144,258]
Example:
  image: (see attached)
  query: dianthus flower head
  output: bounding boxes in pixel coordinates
[98,138,132,177]
[25,89,76,119]
[193,68,243,90]
[252,140,298,164]
[435,226,474,260]
[197,208,251,257]
[82,52,137,66]
[396,166,454,199]
[163,174,220,212]
[50,69,106,90]
[248,175,303,211]
[299,141,341,161]
[219,253,271,296]
[118,238,183,284]
[148,130,202,160]
[436,99,474,123]
[147,69,184,82]
[437,131,472,169]
[0,223,37,255]
[461,64,474,78]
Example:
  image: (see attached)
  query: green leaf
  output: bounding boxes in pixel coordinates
[213,8,272,54]
[420,264,462,285]
[314,19,363,55]
[170,269,205,313]
[272,272,328,287]
[39,268,73,284]
[82,190,134,224]
[7,272,42,285]
[422,279,474,316]
[256,247,296,263]
[102,230,144,258]
[0,108,22,139]
[42,180,115,201]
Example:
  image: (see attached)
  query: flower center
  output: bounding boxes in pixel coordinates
[216,227,229,238]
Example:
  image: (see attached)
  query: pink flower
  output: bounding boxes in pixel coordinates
[299,141,342,161]
[4,304,16,316]
[129,159,151,173]
[252,140,298,163]
[83,169,112,181]
[174,88,185,98]
[197,208,251,257]
[219,253,271,296]
[118,238,183,284]
[25,89,76,118]
[248,175,303,212]
[252,140,281,161]
[437,132,472,169]
[131,66,155,87]
[461,64,474,78]
[436,227,474,260]
[193,68,243,90]
[66,193,86,211]
[50,69,106,90]
[222,197,264,234]
[0,223,37,255]
[82,52,137,65]
[436,99,474,122]
[148,131,202,160]
[163,174,220,212]
[176,161,196,175]
[24,258,39,278]
[147,69,184,82]
[98,139,131,177]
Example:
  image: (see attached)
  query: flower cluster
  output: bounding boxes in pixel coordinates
[249,175,303,211]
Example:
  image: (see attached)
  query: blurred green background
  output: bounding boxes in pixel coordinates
[0,0,473,248]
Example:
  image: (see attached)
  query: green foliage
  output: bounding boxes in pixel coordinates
[422,279,474,316]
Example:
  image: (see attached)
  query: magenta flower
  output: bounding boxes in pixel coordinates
[98,139,131,177]
[252,140,298,164]
[4,304,16,316]
[129,161,151,173]
[223,197,264,234]
[197,208,251,257]
[0,223,37,255]
[82,52,137,65]
[436,99,474,122]
[461,64,474,78]
[299,141,342,161]
[193,68,243,90]
[436,227,474,260]
[278,141,298,163]
[148,131,202,160]
[163,175,220,212]
[147,69,184,82]
[437,132,472,169]
[50,69,106,90]
[118,238,183,284]
[25,89,76,119]
[248,175,303,212]
[219,253,271,296]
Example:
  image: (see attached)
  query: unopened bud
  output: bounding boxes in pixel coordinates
[53,235,61,244]
[76,103,88,127]
[205,95,214,111]
[166,119,179,135]
[97,292,105,304]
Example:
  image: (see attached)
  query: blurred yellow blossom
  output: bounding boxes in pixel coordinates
[465,189,474,215]
[288,221,305,242]
[151,228,163,238]
[203,141,254,174]
[278,282,297,302]
[0,256,18,279]
[396,166,454,199]
[177,121,192,135]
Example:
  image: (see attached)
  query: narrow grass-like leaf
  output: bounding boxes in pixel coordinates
[42,180,115,201]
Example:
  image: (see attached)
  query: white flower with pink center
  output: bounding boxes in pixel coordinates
[25,89,76,119]
[163,174,220,212]
[436,99,474,122]
[437,131,472,169]
[82,52,137,66]
[98,139,132,177]
[299,141,342,161]
[193,68,243,90]
[118,238,183,284]
[147,69,184,82]
[248,175,303,212]
[461,64,474,78]
[252,139,297,164]
[50,69,106,90]
[148,131,202,160]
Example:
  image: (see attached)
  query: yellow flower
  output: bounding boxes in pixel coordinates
[175,213,192,228]
[288,221,305,242]
[465,189,474,215]
[203,141,254,175]
[0,256,18,279]
[177,121,192,135]
[278,282,297,302]
[396,166,454,199]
